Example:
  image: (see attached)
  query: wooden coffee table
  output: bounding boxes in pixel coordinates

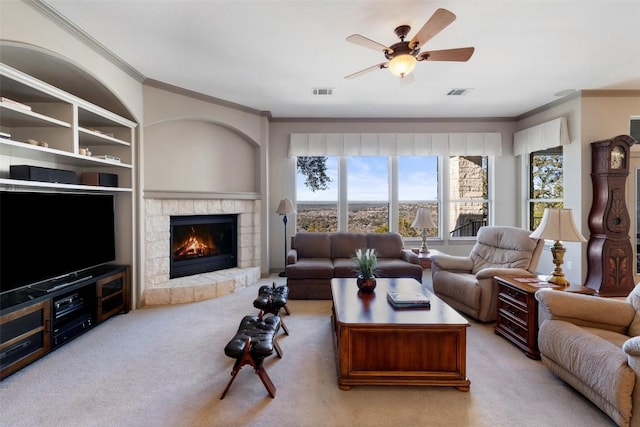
[330,278,470,391]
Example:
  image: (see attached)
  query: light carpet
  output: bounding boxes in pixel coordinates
[0,274,615,427]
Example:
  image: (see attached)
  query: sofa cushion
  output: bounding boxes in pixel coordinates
[625,283,640,337]
[470,226,539,274]
[367,232,403,258]
[293,232,331,258]
[285,258,334,279]
[333,257,358,278]
[539,320,635,422]
[376,258,422,281]
[330,233,367,259]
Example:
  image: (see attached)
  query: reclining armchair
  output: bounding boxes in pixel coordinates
[430,226,544,322]
[536,285,640,426]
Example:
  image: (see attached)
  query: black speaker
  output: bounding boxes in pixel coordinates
[10,165,77,184]
[80,172,118,187]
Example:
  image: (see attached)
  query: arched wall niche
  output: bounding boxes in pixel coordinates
[0,41,135,121]
[144,118,259,193]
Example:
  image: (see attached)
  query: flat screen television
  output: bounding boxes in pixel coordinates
[0,191,116,294]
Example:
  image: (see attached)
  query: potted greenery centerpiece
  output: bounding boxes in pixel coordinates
[353,248,378,293]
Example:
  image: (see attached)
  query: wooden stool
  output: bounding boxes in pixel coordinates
[253,282,290,335]
[220,314,282,399]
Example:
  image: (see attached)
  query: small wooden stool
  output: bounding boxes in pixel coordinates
[253,282,290,335]
[220,314,282,399]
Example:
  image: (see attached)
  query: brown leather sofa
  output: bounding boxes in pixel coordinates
[285,232,422,299]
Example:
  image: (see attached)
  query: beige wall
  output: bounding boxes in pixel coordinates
[515,92,640,285]
[582,94,640,285]
[142,85,263,194]
[0,1,143,120]
[141,84,270,274]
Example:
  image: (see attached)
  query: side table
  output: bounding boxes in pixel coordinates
[411,248,443,269]
[493,276,595,360]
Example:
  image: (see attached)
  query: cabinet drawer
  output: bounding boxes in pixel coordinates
[499,284,528,306]
[498,299,528,324]
[497,317,527,344]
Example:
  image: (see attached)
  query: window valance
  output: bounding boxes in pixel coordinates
[513,117,570,155]
[289,133,502,157]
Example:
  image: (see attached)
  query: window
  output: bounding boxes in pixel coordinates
[295,154,491,238]
[347,157,389,232]
[528,147,563,230]
[295,156,338,232]
[398,156,439,238]
[448,156,488,237]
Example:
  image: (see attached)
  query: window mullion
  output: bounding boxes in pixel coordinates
[389,156,399,233]
[338,157,348,231]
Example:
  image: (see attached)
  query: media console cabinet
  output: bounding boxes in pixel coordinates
[0,264,130,380]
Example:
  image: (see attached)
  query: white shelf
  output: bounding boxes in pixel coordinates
[0,139,132,169]
[0,178,132,193]
[78,127,130,147]
[0,102,71,128]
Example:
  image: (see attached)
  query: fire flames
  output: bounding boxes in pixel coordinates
[174,226,215,259]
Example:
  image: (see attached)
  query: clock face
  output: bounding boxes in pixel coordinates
[611,145,625,169]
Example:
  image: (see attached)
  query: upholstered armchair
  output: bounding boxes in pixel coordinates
[536,285,640,427]
[430,226,544,322]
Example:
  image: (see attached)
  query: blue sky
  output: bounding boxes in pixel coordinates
[296,156,438,202]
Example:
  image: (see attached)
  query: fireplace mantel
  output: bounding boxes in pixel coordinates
[144,190,260,200]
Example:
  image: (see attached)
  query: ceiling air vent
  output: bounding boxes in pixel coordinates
[312,88,333,96]
[447,88,472,96]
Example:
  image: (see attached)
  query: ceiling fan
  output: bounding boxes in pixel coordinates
[345,8,474,79]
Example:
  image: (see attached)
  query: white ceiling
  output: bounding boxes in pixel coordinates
[43,0,640,119]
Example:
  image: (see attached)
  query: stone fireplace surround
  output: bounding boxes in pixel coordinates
[143,196,261,305]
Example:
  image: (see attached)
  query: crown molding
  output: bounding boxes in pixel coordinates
[143,78,270,118]
[581,89,640,97]
[26,0,145,82]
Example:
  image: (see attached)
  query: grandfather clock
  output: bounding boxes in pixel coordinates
[585,135,636,296]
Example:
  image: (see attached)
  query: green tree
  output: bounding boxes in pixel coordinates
[399,217,418,237]
[297,156,331,192]
[532,154,563,199]
[530,150,564,229]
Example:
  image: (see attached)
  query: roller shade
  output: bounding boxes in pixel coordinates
[289,133,502,157]
[513,117,570,155]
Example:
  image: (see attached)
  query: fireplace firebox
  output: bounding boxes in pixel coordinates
[170,214,238,279]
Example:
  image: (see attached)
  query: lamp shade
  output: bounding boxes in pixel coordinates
[411,208,436,229]
[276,198,296,215]
[529,208,586,242]
[388,54,417,77]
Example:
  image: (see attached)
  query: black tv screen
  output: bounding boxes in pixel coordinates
[0,191,116,293]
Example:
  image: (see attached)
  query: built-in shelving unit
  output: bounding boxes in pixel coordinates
[0,62,137,314]
[0,63,136,192]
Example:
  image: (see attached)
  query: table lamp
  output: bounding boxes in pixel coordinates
[411,208,436,254]
[529,208,586,286]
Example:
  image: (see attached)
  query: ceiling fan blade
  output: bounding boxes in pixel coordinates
[346,34,392,54]
[418,47,475,62]
[344,62,388,79]
[409,8,456,49]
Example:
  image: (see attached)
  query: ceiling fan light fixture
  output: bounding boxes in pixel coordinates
[388,54,416,78]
